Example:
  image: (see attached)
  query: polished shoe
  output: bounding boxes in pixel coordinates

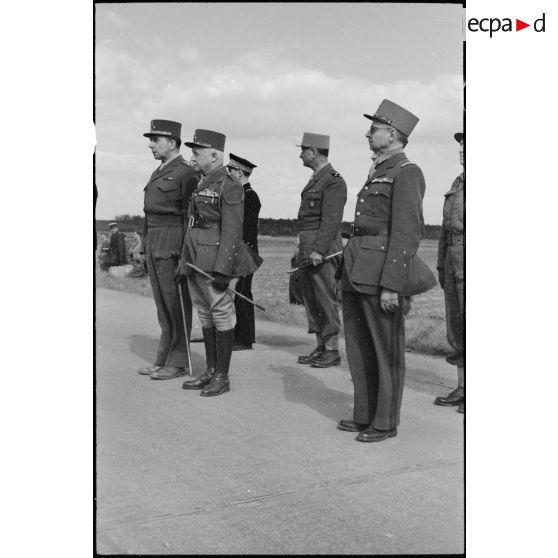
[232,343,253,351]
[457,403,464,414]
[337,419,369,432]
[182,370,214,390]
[356,427,398,443]
[150,366,187,380]
[138,364,162,375]
[297,345,325,364]
[183,326,217,389]
[433,386,464,407]
[200,373,230,397]
[311,349,341,368]
[200,329,234,397]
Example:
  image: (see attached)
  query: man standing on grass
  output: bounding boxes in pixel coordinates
[138,119,199,380]
[336,100,436,443]
[434,132,465,414]
[294,132,347,368]
[226,153,261,351]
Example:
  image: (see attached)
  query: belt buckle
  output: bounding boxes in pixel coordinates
[188,216,195,229]
[350,223,355,236]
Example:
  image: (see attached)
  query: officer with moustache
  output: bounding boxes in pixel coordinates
[138,119,199,380]
[180,130,262,397]
[227,154,261,351]
[337,100,436,442]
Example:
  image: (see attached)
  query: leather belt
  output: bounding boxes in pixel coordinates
[188,216,220,229]
[446,233,464,246]
[296,222,320,232]
[146,214,183,228]
[351,224,389,237]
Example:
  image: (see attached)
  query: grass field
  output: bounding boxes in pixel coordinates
[96,235,450,356]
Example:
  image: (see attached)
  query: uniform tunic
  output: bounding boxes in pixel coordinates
[437,173,464,367]
[340,151,435,430]
[296,163,347,347]
[143,154,199,367]
[181,166,262,331]
[234,183,261,345]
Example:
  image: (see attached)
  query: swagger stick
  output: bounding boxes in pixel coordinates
[287,250,344,274]
[178,282,194,374]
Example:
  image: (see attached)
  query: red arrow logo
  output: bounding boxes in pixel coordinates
[516,19,530,31]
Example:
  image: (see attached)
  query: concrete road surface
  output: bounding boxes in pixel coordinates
[96,288,463,555]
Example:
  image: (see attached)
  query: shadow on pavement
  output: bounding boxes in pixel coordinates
[128,334,206,370]
[256,333,308,348]
[270,365,354,422]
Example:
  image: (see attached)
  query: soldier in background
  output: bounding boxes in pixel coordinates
[337,99,436,443]
[434,132,465,414]
[294,133,347,368]
[226,153,261,351]
[138,119,199,380]
[99,222,127,271]
[180,130,262,397]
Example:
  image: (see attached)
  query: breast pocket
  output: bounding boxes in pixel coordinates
[364,181,392,217]
[303,190,323,215]
[351,236,388,286]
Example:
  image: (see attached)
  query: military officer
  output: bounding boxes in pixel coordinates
[434,132,465,414]
[180,130,262,397]
[226,153,261,351]
[337,99,436,442]
[138,119,199,380]
[294,132,347,368]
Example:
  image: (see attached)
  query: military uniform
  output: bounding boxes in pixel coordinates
[339,100,436,439]
[142,121,199,371]
[295,133,347,362]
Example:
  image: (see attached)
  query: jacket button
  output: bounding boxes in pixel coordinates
[356,212,360,216]
[360,199,364,203]
[364,186,369,190]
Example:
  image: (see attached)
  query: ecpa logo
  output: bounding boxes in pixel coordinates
[468,13,546,37]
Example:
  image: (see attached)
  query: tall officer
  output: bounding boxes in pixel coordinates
[337,100,436,442]
[226,153,261,351]
[295,133,347,368]
[180,130,262,396]
[434,132,465,413]
[138,119,199,380]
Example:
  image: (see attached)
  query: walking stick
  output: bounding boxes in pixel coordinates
[178,282,194,375]
[287,250,343,274]
[184,262,266,312]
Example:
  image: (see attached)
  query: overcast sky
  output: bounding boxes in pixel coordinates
[95,2,463,224]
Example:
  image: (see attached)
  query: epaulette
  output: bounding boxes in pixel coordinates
[401,161,415,168]
[331,170,342,178]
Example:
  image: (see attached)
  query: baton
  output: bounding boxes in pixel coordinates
[287,250,343,274]
[178,282,194,375]
[184,262,266,312]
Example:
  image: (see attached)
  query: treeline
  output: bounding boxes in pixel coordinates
[97,215,442,239]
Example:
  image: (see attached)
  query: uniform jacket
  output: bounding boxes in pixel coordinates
[437,173,464,271]
[297,162,347,256]
[142,154,199,256]
[243,183,261,253]
[181,166,262,278]
[342,151,436,295]
[107,231,127,265]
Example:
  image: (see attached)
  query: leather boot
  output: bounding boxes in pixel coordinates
[297,345,325,364]
[201,329,234,397]
[182,327,217,390]
[433,386,464,407]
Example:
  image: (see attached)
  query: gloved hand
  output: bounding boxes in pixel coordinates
[213,272,231,291]
[437,270,445,290]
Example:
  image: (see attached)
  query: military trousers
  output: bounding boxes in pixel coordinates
[145,242,192,368]
[342,291,406,430]
[443,246,464,368]
[187,275,238,331]
[234,274,255,345]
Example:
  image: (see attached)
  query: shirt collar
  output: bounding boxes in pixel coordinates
[158,152,181,170]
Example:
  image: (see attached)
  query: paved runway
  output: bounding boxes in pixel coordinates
[96,287,464,554]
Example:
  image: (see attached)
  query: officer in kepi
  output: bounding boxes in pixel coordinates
[294,133,347,368]
[226,154,261,351]
[138,119,199,380]
[179,130,262,397]
[434,132,465,414]
[337,99,436,442]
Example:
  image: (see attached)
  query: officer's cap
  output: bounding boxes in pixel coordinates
[296,132,330,150]
[184,129,226,152]
[454,132,464,143]
[108,222,117,228]
[143,119,182,139]
[228,153,257,173]
[364,99,419,138]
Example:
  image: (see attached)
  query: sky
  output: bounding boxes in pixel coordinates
[95,2,463,224]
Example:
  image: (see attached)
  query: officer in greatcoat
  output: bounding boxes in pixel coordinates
[434,132,465,413]
[226,153,261,351]
[337,99,436,442]
[180,130,262,397]
[138,119,199,380]
[294,133,347,368]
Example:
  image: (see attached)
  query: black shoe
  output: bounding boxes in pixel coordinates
[297,345,325,364]
[337,419,369,432]
[182,370,214,390]
[138,364,162,376]
[200,373,230,397]
[311,349,341,368]
[232,343,253,351]
[150,366,187,380]
[457,403,464,414]
[356,427,398,443]
[433,386,464,407]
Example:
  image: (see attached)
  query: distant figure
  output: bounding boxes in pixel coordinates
[127,231,148,277]
[226,153,261,351]
[98,222,127,271]
[434,132,465,414]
